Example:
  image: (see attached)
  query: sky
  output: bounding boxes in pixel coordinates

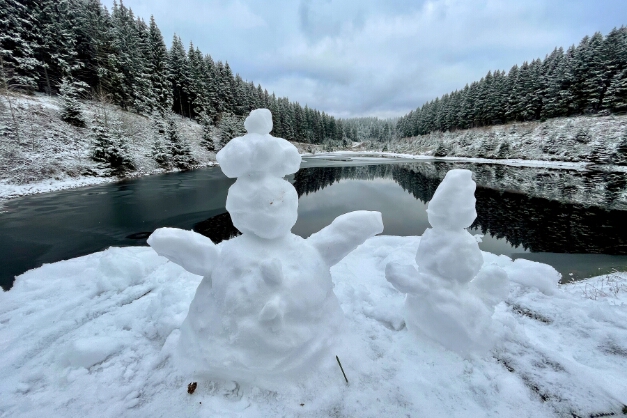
[101,0,627,119]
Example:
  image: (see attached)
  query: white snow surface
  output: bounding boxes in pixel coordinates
[1,239,627,417]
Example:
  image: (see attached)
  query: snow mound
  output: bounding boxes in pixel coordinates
[505,258,561,295]
[387,169,509,355]
[148,109,383,389]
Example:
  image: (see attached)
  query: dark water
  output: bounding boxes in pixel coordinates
[2,157,626,290]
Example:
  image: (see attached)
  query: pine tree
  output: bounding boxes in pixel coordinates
[434,142,448,157]
[169,34,189,116]
[59,76,86,127]
[153,115,196,170]
[148,15,171,113]
[91,113,135,175]
[200,114,216,151]
[605,69,627,112]
[495,141,510,159]
[218,113,245,149]
[0,0,41,91]
[73,0,121,97]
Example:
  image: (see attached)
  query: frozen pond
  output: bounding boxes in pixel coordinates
[1,157,626,290]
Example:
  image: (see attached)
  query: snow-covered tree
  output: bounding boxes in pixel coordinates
[59,77,86,127]
[91,113,135,175]
[217,113,244,149]
[153,115,196,170]
[0,0,40,91]
[199,114,216,152]
[148,15,172,113]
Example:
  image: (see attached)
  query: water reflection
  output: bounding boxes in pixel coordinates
[293,162,627,255]
[2,159,626,290]
[290,161,627,281]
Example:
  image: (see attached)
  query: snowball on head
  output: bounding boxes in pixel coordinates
[427,169,477,230]
[226,176,298,239]
[216,109,301,178]
[244,108,273,134]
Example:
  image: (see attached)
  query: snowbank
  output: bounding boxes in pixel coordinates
[1,237,626,417]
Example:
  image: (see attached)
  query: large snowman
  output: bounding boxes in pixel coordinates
[148,109,383,387]
[386,169,509,355]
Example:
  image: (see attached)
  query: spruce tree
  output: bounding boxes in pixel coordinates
[200,114,216,151]
[91,113,135,175]
[148,15,172,113]
[169,34,189,116]
[0,0,41,91]
[217,113,244,149]
[59,76,86,127]
[153,115,196,170]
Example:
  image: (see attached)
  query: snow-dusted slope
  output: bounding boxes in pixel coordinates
[388,114,627,165]
[1,236,626,417]
[0,94,214,201]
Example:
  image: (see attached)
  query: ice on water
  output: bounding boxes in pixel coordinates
[148,109,383,388]
[386,169,509,355]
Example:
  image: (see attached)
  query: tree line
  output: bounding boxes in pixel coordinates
[0,0,372,147]
[397,28,627,138]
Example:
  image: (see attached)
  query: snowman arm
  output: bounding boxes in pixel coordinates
[385,263,423,294]
[307,211,383,267]
[147,227,219,277]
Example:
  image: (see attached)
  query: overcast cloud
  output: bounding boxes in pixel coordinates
[101,0,627,118]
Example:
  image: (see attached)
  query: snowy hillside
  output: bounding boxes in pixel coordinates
[0,94,326,202]
[0,94,216,200]
[386,113,627,165]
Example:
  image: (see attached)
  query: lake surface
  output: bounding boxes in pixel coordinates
[2,156,626,290]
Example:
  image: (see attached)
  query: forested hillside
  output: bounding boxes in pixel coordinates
[397,28,627,138]
[0,0,359,150]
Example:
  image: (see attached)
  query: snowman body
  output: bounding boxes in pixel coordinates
[386,169,508,355]
[148,109,383,386]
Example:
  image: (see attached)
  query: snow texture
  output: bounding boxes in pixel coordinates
[504,258,561,295]
[2,239,626,417]
[386,169,509,355]
[147,109,383,388]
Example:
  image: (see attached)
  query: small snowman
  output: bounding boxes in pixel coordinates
[385,169,508,355]
[148,109,383,387]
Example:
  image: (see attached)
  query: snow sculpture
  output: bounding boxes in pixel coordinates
[148,109,383,387]
[386,169,508,355]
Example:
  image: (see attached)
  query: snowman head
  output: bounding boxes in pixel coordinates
[216,109,302,239]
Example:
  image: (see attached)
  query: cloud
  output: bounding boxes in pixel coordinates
[101,0,627,118]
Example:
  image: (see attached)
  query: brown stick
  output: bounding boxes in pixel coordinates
[336,355,348,385]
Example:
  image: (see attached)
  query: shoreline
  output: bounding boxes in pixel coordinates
[3,151,627,207]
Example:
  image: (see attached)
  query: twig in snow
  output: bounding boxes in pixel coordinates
[336,355,348,385]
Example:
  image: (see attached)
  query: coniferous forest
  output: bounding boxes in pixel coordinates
[2,0,626,150]
[397,28,627,138]
[0,0,358,146]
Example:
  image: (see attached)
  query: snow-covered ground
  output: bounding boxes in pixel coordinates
[383,114,627,167]
[1,235,626,417]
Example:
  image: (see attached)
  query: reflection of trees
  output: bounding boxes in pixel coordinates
[193,212,240,243]
[293,163,627,255]
[293,165,396,197]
